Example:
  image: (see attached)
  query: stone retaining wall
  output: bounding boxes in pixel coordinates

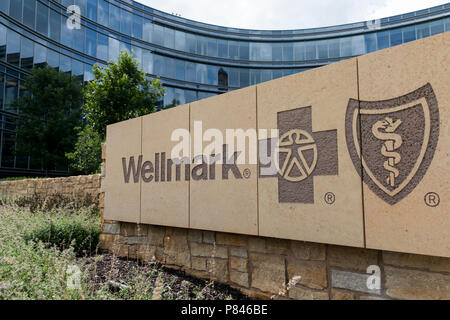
[0,174,102,206]
[99,221,450,300]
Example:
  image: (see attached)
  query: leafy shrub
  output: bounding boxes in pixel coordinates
[22,210,100,256]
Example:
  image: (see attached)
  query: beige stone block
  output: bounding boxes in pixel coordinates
[286,258,327,290]
[140,104,189,228]
[357,32,450,258]
[288,287,329,300]
[257,59,364,247]
[206,258,229,282]
[331,289,355,300]
[250,253,285,294]
[230,256,248,272]
[382,251,450,273]
[216,233,247,247]
[328,245,378,272]
[163,228,190,266]
[191,256,207,271]
[190,242,228,259]
[230,271,249,287]
[290,241,326,261]
[385,266,450,300]
[190,87,258,235]
[104,117,141,223]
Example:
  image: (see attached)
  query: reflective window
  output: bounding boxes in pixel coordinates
[98,0,109,26]
[364,33,376,53]
[185,61,195,82]
[272,70,282,80]
[9,0,22,22]
[86,28,97,57]
[185,89,196,103]
[272,43,282,61]
[377,31,389,49]
[84,64,94,82]
[250,69,261,85]
[6,30,20,66]
[175,30,186,51]
[196,63,207,83]
[207,65,217,85]
[108,36,119,62]
[153,54,164,75]
[174,88,186,105]
[261,70,272,82]
[175,59,185,81]
[47,50,59,69]
[218,39,227,58]
[73,27,85,53]
[121,9,132,36]
[239,69,249,87]
[153,24,164,46]
[197,36,207,55]
[305,41,317,60]
[60,54,71,73]
[36,2,49,36]
[23,0,36,29]
[317,40,328,59]
[143,20,152,42]
[0,75,4,108]
[120,42,131,56]
[20,37,33,70]
[389,28,403,46]
[133,14,143,39]
[109,3,120,31]
[0,0,9,14]
[352,35,365,55]
[142,50,152,74]
[34,43,47,68]
[403,26,416,43]
[229,41,239,59]
[72,59,83,81]
[207,38,217,57]
[132,46,142,67]
[185,33,196,54]
[416,22,430,39]
[430,20,444,35]
[164,27,175,49]
[97,33,108,61]
[5,76,18,112]
[165,57,176,78]
[239,42,249,60]
[282,44,293,61]
[294,43,304,60]
[163,87,175,108]
[87,0,97,21]
[61,18,73,48]
[49,10,61,42]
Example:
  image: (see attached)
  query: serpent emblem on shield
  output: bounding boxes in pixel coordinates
[345,83,439,205]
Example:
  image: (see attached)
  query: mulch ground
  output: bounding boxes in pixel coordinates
[85,253,250,300]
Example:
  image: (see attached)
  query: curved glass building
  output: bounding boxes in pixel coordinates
[0,0,449,176]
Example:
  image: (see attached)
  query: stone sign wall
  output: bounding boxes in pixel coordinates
[104,32,449,259]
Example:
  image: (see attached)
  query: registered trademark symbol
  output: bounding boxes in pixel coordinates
[424,192,440,207]
[324,192,335,205]
[243,168,251,179]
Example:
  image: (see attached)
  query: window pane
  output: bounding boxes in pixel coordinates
[164,28,175,49]
[305,41,317,60]
[34,43,47,67]
[250,69,261,85]
[0,75,4,109]
[132,46,142,67]
[164,57,175,78]
[153,54,164,76]
[7,30,20,66]
[218,39,227,58]
[108,36,119,62]
[196,63,207,83]
[197,36,207,55]
[97,33,108,60]
[272,43,282,61]
[142,50,152,74]
[186,33,196,53]
[239,69,249,87]
[389,28,402,47]
[9,0,22,21]
[87,0,97,21]
[272,70,282,80]
[5,76,18,112]
[20,37,33,70]
[175,59,184,81]
[239,42,249,60]
[282,44,293,61]
[185,89,196,103]
[86,28,96,56]
[60,54,71,73]
[403,26,416,43]
[294,43,304,60]
[377,31,389,49]
[98,0,109,26]
[174,88,185,105]
[72,59,83,80]
[36,2,49,35]
[49,10,61,42]
[430,20,444,35]
[229,41,239,59]
[121,9,132,36]
[73,27,85,53]
[133,14,143,39]
[109,4,120,31]
[23,0,35,29]
[0,0,9,14]
[261,70,272,82]
[229,68,239,86]
[416,23,429,39]
[364,33,376,53]
[61,19,73,48]
[47,50,59,69]
[153,24,164,46]
[0,25,7,61]
[207,38,217,57]
[317,40,328,59]
[175,31,186,51]
[207,65,217,85]
[143,20,152,42]
[352,35,365,55]
[185,61,195,82]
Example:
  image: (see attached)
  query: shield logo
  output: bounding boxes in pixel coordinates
[345,83,439,205]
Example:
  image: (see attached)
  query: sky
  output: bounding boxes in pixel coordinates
[136,0,449,30]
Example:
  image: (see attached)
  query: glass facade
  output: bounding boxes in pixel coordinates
[0,0,448,175]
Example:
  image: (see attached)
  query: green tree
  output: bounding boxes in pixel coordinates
[83,51,165,139]
[65,125,103,175]
[13,64,83,174]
